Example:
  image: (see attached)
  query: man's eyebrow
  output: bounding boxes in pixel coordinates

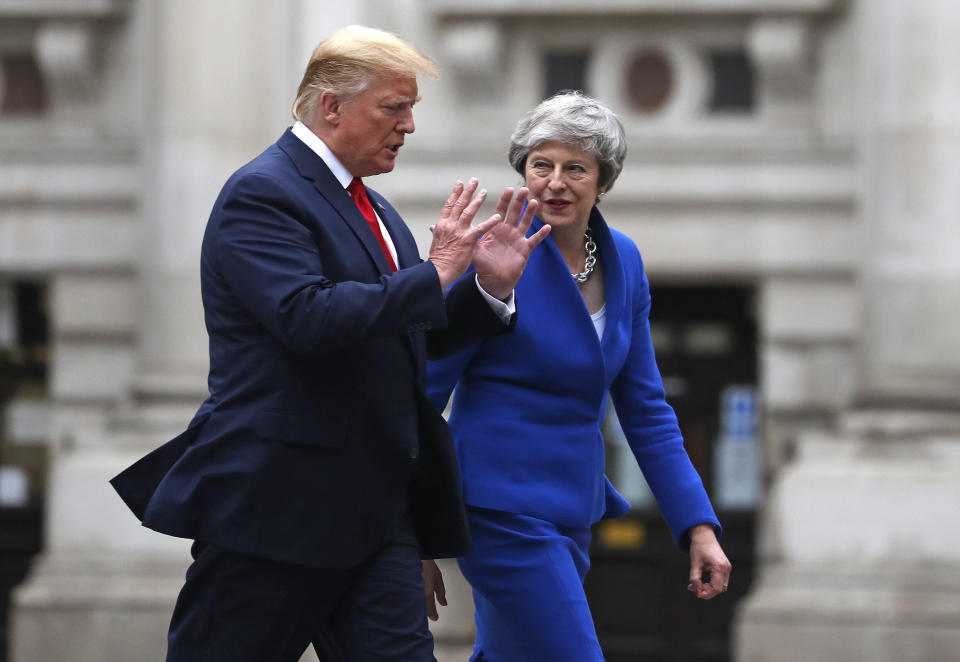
[385,95,422,105]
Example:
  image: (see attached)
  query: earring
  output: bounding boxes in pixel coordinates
[595,192,605,204]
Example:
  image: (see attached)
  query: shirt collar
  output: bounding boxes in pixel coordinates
[291,120,353,189]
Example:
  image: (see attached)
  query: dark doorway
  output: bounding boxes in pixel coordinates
[587,284,759,662]
[0,280,48,662]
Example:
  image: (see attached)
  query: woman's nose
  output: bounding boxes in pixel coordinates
[547,170,566,189]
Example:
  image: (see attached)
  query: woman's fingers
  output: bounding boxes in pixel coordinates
[504,187,529,226]
[527,220,551,249]
[492,187,514,224]
[517,197,539,234]
[474,213,502,236]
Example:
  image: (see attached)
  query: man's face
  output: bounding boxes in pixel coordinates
[328,75,419,177]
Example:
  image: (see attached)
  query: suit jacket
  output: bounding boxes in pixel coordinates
[428,208,719,550]
[111,128,513,567]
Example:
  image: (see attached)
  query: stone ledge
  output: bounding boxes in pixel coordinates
[736,563,960,662]
[0,0,130,19]
[428,0,841,16]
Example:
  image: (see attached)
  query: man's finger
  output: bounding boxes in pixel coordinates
[460,188,488,225]
[436,576,448,607]
[426,593,438,621]
[438,183,464,222]
[452,178,479,216]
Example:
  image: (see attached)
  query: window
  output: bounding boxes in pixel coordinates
[1,53,47,116]
[625,50,673,113]
[543,51,588,99]
[708,49,755,113]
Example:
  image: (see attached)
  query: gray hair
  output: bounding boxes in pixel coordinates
[508,91,627,192]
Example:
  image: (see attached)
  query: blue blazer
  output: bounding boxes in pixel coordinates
[428,208,719,549]
[111,128,513,567]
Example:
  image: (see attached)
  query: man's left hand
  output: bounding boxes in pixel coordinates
[473,187,550,300]
[422,559,447,622]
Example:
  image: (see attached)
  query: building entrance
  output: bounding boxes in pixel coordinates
[587,284,759,662]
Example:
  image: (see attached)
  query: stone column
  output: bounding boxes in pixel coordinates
[735,1,960,660]
[11,2,297,661]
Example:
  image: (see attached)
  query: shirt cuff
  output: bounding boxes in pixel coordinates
[475,274,515,323]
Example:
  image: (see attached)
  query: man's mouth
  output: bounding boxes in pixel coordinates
[387,143,402,154]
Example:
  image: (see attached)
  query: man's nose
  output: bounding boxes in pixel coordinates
[398,108,415,134]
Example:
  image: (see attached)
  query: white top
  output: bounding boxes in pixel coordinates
[591,304,607,339]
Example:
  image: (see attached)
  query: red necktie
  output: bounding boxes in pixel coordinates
[347,177,397,272]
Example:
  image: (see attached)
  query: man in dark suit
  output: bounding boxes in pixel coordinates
[110,25,548,662]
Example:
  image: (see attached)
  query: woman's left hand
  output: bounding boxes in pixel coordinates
[686,524,732,600]
[422,559,448,621]
[473,187,550,300]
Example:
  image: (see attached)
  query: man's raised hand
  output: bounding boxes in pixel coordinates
[428,178,503,289]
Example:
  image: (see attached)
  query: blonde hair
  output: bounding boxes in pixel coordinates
[292,25,438,122]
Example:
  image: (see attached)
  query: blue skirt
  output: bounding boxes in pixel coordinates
[457,508,604,662]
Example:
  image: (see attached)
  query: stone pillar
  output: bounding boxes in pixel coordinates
[735,1,960,660]
[11,2,296,661]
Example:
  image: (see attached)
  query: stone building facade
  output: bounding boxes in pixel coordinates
[0,1,957,661]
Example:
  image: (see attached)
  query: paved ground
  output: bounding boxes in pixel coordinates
[298,641,472,661]
[434,643,474,661]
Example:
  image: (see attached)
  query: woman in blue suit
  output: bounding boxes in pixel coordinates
[424,92,732,661]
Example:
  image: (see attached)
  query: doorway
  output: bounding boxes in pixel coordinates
[587,284,759,662]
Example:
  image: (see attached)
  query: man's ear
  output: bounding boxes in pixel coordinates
[319,89,342,126]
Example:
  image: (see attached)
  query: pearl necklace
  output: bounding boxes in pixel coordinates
[571,228,597,284]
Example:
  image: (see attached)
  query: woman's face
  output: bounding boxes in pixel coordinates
[524,140,604,232]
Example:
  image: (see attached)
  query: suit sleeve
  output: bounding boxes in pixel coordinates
[426,341,483,413]
[213,172,448,357]
[426,270,516,360]
[608,246,720,551]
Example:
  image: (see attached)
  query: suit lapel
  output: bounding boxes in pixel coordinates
[526,217,607,385]
[276,129,428,376]
[362,187,426,370]
[589,207,626,352]
[525,211,628,390]
[276,128,393,276]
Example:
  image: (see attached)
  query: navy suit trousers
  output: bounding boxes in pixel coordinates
[166,509,434,662]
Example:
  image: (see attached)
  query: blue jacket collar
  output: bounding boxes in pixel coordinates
[529,206,626,349]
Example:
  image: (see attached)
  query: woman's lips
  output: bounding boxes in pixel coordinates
[545,199,571,209]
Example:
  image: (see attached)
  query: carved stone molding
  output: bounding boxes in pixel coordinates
[427,0,843,16]
[34,21,98,108]
[0,0,130,19]
[748,17,814,103]
[439,19,503,100]
[0,0,130,117]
